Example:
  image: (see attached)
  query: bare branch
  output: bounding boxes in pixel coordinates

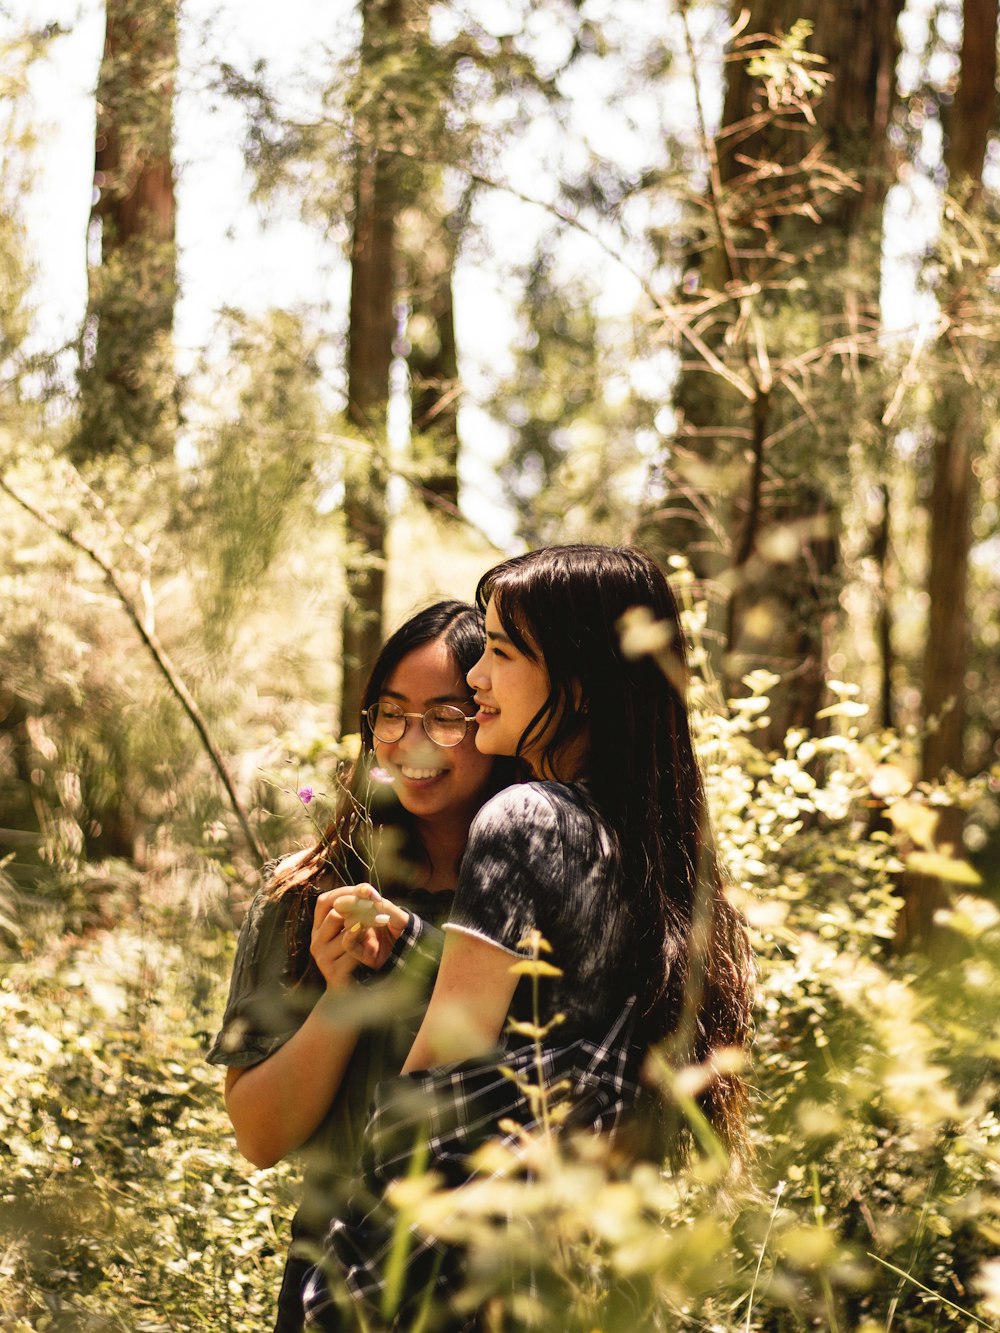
[0,472,269,869]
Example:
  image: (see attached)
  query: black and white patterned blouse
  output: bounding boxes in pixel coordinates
[302,781,646,1330]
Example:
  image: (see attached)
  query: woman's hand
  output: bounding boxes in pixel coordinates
[310,888,363,989]
[338,883,409,971]
[311,884,409,983]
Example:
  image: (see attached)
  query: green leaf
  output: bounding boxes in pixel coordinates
[904,851,982,885]
[508,959,563,977]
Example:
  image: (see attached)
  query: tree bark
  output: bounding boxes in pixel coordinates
[339,0,404,732]
[921,0,998,786]
[74,0,178,462]
[405,210,461,510]
[896,0,997,954]
[655,0,903,745]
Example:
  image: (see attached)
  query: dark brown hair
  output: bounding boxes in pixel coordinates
[477,544,753,1160]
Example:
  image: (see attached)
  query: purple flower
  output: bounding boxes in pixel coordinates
[297,786,315,805]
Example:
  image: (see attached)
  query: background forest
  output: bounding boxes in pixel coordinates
[1,0,1000,1328]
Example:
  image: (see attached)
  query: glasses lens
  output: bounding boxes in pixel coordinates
[424,705,470,747]
[369,703,405,742]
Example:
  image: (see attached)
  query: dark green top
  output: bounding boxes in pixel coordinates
[207,886,453,1245]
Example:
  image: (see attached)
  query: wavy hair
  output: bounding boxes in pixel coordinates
[476,545,753,1160]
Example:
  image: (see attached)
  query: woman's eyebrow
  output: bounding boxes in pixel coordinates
[380,689,472,704]
[486,629,513,645]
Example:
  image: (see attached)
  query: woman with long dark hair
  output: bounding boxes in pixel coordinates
[208,600,514,1332]
[302,545,753,1329]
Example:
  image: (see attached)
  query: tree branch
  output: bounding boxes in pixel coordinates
[0,473,269,869]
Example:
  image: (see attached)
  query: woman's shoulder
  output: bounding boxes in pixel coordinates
[469,781,598,850]
[474,780,584,823]
[231,881,294,950]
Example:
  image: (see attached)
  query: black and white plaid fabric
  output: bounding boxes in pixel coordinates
[301,997,641,1330]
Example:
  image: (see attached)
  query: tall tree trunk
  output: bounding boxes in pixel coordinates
[74,0,178,463]
[872,479,895,731]
[404,200,461,510]
[921,0,998,784]
[339,0,404,731]
[895,0,997,953]
[653,0,903,745]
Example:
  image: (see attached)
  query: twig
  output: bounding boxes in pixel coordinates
[744,1180,785,1331]
[0,472,269,868]
[867,1252,999,1331]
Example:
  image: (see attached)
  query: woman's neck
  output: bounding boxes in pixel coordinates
[416,814,471,890]
[529,734,590,783]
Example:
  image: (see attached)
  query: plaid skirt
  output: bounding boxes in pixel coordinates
[301,999,640,1330]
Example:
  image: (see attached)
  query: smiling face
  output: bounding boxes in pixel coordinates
[372,635,495,827]
[467,597,557,775]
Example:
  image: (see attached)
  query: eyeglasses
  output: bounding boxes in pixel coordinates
[363,701,476,748]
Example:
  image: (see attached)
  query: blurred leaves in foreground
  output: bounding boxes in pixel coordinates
[1,561,998,1330]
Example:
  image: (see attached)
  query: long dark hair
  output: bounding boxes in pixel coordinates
[268,600,511,985]
[476,545,752,1158]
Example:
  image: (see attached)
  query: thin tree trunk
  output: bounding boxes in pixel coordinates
[873,480,895,731]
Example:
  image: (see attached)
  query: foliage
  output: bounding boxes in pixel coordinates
[182,308,329,642]
[488,240,664,548]
[1,2,999,1329]
[0,863,294,1331]
[2,567,999,1330]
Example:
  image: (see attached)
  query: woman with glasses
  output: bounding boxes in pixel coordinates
[303,546,753,1330]
[208,601,515,1333]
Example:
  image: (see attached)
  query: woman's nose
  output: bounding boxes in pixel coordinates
[394,716,437,759]
[467,651,487,691]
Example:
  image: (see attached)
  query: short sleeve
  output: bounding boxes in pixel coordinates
[206,892,316,1068]
[445,785,563,956]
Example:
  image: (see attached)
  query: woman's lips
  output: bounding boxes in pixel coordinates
[398,764,447,783]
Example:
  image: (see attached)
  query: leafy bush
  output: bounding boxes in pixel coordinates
[0,864,295,1331]
[1,568,998,1330]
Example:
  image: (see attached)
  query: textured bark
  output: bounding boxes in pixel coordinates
[920,0,998,784]
[719,0,904,224]
[654,0,903,745]
[405,208,461,509]
[943,0,1000,192]
[339,0,404,732]
[75,0,178,462]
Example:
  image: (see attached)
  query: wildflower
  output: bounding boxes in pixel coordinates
[297,786,314,805]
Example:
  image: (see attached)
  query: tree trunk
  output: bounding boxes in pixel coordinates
[339,0,404,732]
[896,0,997,953]
[921,0,998,784]
[404,201,461,510]
[74,0,178,463]
[654,0,903,745]
[872,480,895,731]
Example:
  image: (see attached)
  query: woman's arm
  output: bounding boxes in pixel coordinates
[402,929,519,1073]
[225,886,400,1168]
[225,991,360,1168]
